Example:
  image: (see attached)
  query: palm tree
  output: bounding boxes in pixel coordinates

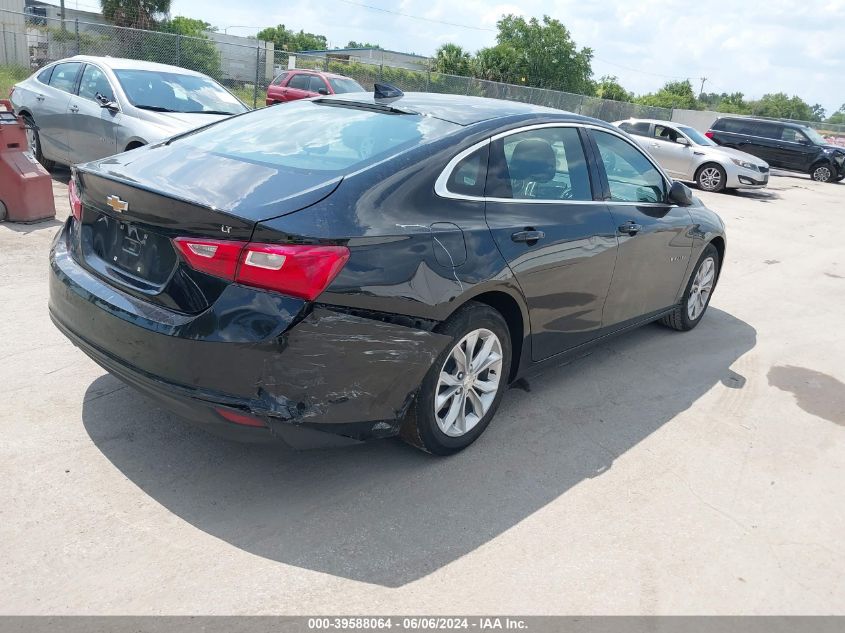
[433,43,473,77]
[100,0,171,30]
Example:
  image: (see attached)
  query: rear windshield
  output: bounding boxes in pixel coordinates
[176,99,460,173]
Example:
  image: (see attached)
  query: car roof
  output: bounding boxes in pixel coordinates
[715,116,805,129]
[59,55,208,77]
[287,69,355,80]
[616,118,681,127]
[322,91,596,126]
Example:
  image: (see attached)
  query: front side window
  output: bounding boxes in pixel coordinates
[113,69,246,115]
[653,124,680,143]
[309,76,328,93]
[487,127,592,201]
[287,74,312,90]
[78,65,114,103]
[48,62,81,93]
[592,130,667,203]
[176,99,460,173]
[781,127,808,143]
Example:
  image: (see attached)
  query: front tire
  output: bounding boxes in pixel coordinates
[696,163,726,192]
[660,243,720,331]
[402,302,512,455]
[810,163,834,182]
[22,114,54,171]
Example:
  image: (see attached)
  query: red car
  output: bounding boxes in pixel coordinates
[265,70,365,106]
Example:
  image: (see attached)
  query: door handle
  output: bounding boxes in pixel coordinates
[511,229,545,244]
[618,222,643,236]
[69,105,79,113]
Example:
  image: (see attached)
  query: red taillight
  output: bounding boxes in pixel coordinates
[237,243,350,301]
[68,177,82,221]
[172,237,349,301]
[173,237,246,281]
[705,131,715,139]
[215,407,267,428]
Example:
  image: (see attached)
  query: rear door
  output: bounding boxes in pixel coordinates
[37,61,82,164]
[67,63,121,163]
[737,121,782,166]
[483,124,619,359]
[588,128,694,327]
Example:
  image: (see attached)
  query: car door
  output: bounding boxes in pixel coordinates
[588,128,694,327]
[736,121,782,167]
[283,73,316,101]
[777,127,818,171]
[483,125,619,360]
[646,124,695,179]
[35,61,82,164]
[67,63,121,163]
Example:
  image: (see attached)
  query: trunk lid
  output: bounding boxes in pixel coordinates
[74,145,342,313]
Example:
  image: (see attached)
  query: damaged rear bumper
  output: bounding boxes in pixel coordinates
[49,221,451,447]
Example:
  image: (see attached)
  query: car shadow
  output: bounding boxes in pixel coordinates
[82,307,756,588]
[722,188,780,203]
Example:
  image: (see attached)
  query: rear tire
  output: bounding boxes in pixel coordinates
[401,302,511,455]
[660,243,720,332]
[22,113,54,171]
[810,163,834,182]
[696,163,726,192]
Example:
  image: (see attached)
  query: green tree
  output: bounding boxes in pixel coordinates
[432,43,473,76]
[594,75,632,102]
[494,14,593,93]
[636,79,698,110]
[748,93,817,120]
[345,41,380,49]
[100,0,170,29]
[256,24,327,51]
[152,16,221,79]
[827,104,845,125]
[474,44,521,84]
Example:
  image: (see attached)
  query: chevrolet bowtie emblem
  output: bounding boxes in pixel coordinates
[106,195,128,213]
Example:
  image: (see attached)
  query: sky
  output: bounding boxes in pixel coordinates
[68,0,845,115]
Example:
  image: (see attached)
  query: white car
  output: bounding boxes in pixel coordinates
[613,118,770,192]
[10,55,249,168]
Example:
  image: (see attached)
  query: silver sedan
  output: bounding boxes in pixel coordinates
[10,55,248,168]
[613,118,770,192]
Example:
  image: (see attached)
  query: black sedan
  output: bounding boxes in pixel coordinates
[49,90,726,455]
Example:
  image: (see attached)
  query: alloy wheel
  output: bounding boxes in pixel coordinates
[699,167,722,191]
[435,328,503,437]
[813,166,832,182]
[687,256,716,321]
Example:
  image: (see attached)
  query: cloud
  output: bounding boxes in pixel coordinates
[170,0,844,113]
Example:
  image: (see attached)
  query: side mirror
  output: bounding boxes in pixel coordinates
[668,180,694,206]
[317,88,329,95]
[676,136,690,146]
[96,93,119,112]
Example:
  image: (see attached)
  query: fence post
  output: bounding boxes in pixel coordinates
[253,43,261,109]
[74,18,80,54]
[176,33,181,67]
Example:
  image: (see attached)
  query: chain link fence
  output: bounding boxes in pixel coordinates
[1,8,671,121]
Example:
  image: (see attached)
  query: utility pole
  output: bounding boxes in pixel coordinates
[60,0,66,31]
[698,76,708,97]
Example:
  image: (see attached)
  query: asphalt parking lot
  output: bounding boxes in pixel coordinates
[1,170,843,614]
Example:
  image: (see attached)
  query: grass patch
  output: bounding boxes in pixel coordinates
[0,65,30,99]
[229,84,265,109]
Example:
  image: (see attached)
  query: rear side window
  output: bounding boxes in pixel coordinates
[48,62,81,93]
[619,121,650,136]
[288,74,311,90]
[487,126,592,201]
[36,66,53,84]
[177,99,460,173]
[446,146,488,197]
